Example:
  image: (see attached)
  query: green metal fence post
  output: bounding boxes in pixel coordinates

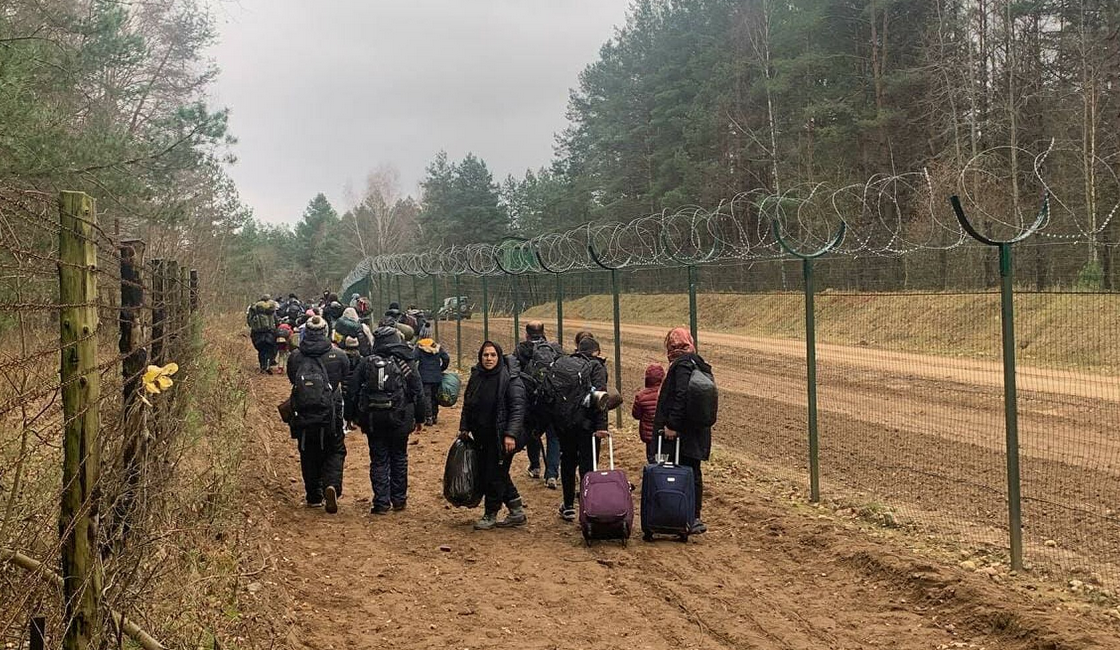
[455,273,462,370]
[512,275,520,349]
[432,275,440,342]
[998,242,1024,570]
[949,195,1047,572]
[411,275,418,310]
[481,275,490,341]
[611,268,623,429]
[803,258,821,503]
[556,272,565,348]
[687,265,699,350]
[773,219,847,505]
[396,274,402,306]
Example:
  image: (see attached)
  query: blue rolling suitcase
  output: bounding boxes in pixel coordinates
[640,436,695,542]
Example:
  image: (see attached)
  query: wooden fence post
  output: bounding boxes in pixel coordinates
[166,261,179,359]
[58,191,103,650]
[179,266,190,355]
[112,240,147,545]
[29,616,46,650]
[150,259,165,366]
[189,269,199,310]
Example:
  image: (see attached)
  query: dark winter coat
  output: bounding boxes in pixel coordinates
[344,342,429,436]
[559,352,609,433]
[417,341,450,384]
[286,329,351,430]
[632,364,666,443]
[652,353,713,461]
[459,354,528,450]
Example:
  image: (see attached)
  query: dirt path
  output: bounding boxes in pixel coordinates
[235,344,1120,649]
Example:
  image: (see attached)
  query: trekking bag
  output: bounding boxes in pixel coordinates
[360,355,410,430]
[685,362,718,427]
[248,301,275,334]
[443,437,484,508]
[437,371,461,407]
[640,435,695,542]
[544,355,593,423]
[289,357,335,427]
[579,433,633,545]
[523,341,562,398]
[334,315,362,338]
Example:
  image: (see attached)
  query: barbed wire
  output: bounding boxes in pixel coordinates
[342,141,1120,290]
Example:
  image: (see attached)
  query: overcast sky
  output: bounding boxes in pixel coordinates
[209,0,631,225]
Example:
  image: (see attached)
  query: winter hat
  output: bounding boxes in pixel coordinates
[305,308,315,317]
[574,330,596,347]
[417,338,439,354]
[343,336,360,349]
[644,363,666,387]
[388,302,401,311]
[374,325,402,348]
[342,307,359,320]
[306,315,328,331]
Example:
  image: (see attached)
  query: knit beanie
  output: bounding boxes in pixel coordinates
[306,315,328,331]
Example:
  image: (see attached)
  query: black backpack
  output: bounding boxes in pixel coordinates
[684,362,718,427]
[523,341,562,399]
[290,356,335,427]
[543,355,594,424]
[359,355,411,431]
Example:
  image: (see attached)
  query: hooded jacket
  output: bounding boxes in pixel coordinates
[652,352,714,461]
[286,326,351,427]
[632,364,665,443]
[344,340,429,435]
[459,346,528,450]
[416,338,450,384]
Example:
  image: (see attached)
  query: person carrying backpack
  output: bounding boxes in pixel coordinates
[653,327,716,535]
[552,335,610,522]
[346,326,429,514]
[247,295,279,373]
[417,336,450,425]
[632,363,665,464]
[458,341,529,530]
[515,321,563,487]
[286,316,350,513]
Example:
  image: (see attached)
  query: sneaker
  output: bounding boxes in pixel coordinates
[557,504,576,522]
[527,467,542,480]
[497,510,527,528]
[474,512,498,530]
[690,520,707,535]
[392,502,407,511]
[545,478,557,490]
[306,500,324,508]
[323,486,338,514]
[370,505,390,515]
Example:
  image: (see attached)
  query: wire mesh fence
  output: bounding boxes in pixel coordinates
[0,188,255,649]
[353,238,1120,598]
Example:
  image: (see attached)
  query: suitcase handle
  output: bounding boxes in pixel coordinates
[656,433,680,465]
[591,432,614,471]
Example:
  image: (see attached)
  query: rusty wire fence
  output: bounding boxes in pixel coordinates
[0,189,259,649]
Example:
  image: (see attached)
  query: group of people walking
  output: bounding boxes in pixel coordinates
[247,292,715,537]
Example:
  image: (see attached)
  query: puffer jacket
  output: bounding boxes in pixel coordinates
[631,364,665,443]
[458,355,528,449]
[416,339,450,384]
[652,353,714,461]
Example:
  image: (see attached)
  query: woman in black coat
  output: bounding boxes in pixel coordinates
[458,341,529,530]
[652,327,714,534]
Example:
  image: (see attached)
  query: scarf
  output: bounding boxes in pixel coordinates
[665,327,696,362]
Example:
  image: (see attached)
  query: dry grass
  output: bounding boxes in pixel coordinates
[522,291,1120,373]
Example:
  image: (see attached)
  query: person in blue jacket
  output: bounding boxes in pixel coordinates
[417,336,451,425]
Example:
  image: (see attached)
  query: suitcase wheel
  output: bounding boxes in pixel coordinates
[677,534,689,543]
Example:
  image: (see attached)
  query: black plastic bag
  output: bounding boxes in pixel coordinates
[443,438,484,508]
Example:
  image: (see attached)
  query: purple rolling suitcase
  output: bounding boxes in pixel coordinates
[579,433,634,545]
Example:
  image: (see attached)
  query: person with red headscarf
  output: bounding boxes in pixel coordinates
[652,327,715,534]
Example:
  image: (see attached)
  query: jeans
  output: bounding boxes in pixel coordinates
[295,425,347,503]
[482,446,521,514]
[368,434,409,509]
[526,429,560,479]
[424,382,440,422]
[556,426,598,508]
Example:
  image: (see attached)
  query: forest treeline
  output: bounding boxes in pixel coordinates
[274,0,1120,294]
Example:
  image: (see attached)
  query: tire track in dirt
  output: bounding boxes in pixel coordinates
[232,337,1120,649]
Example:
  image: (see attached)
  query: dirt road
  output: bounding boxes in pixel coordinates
[439,317,1120,589]
[237,345,1120,649]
